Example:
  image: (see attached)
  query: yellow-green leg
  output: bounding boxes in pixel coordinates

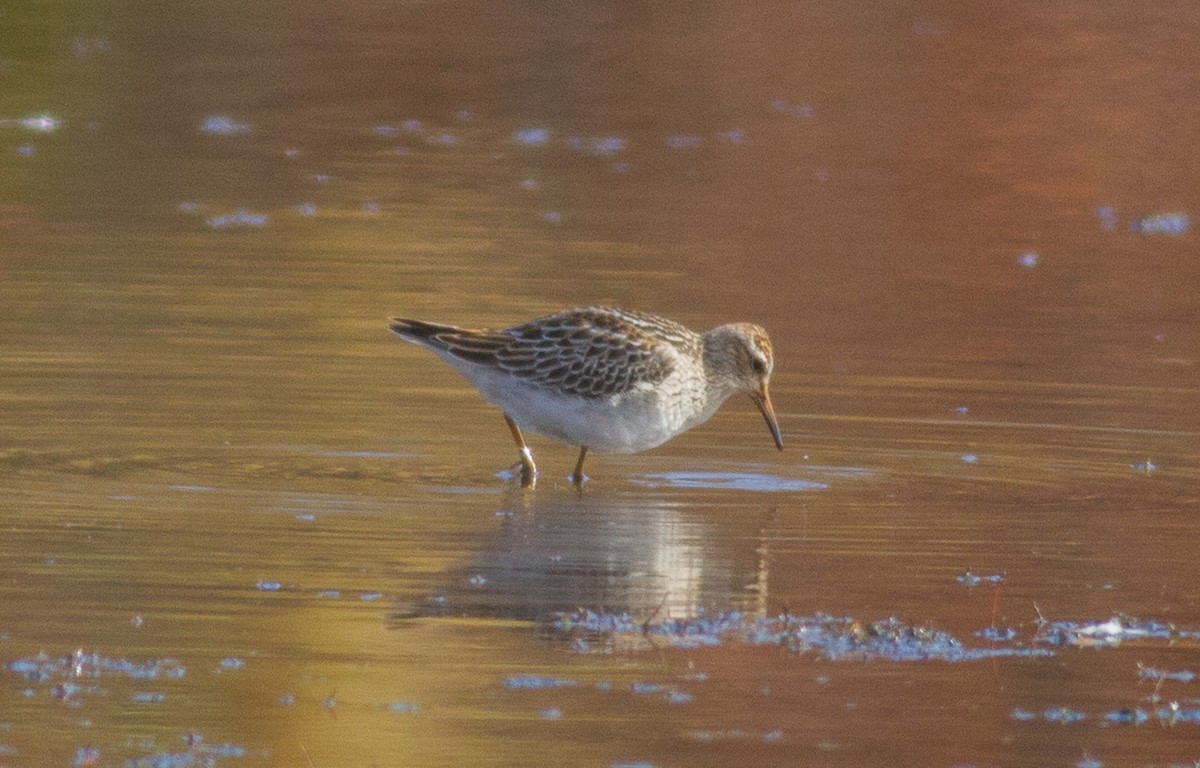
[570,447,588,487]
[504,414,537,487]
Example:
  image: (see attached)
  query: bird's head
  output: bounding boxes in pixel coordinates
[704,323,783,450]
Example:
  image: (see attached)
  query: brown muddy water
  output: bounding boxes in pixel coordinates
[3,3,1200,767]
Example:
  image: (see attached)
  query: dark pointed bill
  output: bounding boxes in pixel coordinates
[753,386,784,450]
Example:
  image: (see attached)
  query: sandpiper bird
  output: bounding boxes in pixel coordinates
[388,306,783,486]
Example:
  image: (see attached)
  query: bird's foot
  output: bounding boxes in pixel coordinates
[520,464,537,488]
[518,447,537,488]
[499,450,537,488]
[497,461,537,488]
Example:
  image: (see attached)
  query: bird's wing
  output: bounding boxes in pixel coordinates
[390,308,685,398]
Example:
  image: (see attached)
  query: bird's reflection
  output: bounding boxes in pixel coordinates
[399,489,776,623]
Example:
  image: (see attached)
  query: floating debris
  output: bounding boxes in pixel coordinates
[124,736,246,768]
[552,611,1052,661]
[513,127,551,146]
[207,209,268,230]
[772,99,814,118]
[52,681,85,701]
[198,115,252,135]
[1014,704,1199,728]
[957,571,1003,587]
[11,114,61,132]
[1038,615,1192,647]
[1130,460,1156,474]
[7,650,185,689]
[1157,704,1200,724]
[1094,205,1118,231]
[255,580,282,591]
[388,700,421,714]
[502,675,577,690]
[214,658,244,673]
[1130,212,1190,236]
[1043,706,1087,723]
[1105,708,1150,725]
[1137,665,1195,683]
[976,626,1017,641]
[1018,251,1039,268]
[424,131,457,146]
[688,729,787,743]
[551,606,1197,661]
[564,135,626,156]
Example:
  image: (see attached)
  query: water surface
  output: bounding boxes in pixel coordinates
[3,2,1199,766]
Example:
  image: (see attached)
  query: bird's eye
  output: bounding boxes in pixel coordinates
[751,357,766,374]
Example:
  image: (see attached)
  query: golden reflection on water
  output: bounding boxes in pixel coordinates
[406,490,781,622]
[3,1,1200,766]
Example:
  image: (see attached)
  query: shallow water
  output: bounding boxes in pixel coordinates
[3,2,1200,766]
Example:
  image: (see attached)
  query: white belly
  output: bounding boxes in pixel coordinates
[447,359,720,454]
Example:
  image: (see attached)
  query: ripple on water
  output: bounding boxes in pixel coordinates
[318,449,421,460]
[631,471,832,492]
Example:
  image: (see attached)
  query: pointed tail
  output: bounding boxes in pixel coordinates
[388,318,461,341]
